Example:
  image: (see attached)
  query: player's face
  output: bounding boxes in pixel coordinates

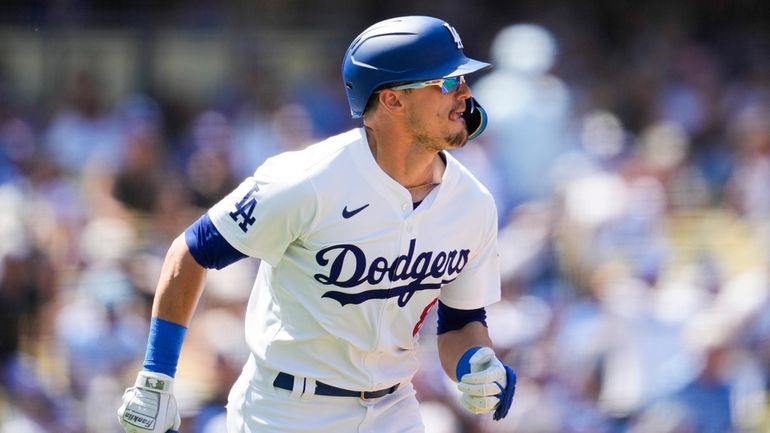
[400,77,472,152]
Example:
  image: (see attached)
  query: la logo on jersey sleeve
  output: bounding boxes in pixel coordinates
[229,183,260,232]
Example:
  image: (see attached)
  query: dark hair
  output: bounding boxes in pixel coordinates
[363,92,380,117]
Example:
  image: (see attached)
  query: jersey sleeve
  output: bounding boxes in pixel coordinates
[438,196,501,309]
[206,161,317,267]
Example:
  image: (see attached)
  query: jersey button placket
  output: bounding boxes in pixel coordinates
[403,213,419,236]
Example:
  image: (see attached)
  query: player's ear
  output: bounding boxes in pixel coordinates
[377,89,405,116]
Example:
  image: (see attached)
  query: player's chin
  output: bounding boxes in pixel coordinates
[443,112,468,148]
[445,129,468,148]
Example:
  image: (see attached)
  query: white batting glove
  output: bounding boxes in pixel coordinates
[456,347,507,414]
[117,371,181,433]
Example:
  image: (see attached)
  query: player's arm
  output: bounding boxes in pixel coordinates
[152,234,207,326]
[118,214,246,433]
[436,301,496,382]
[436,301,516,421]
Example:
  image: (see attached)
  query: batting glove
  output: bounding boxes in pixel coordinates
[456,346,517,420]
[117,371,181,433]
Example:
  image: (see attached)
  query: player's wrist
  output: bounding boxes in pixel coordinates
[143,317,187,378]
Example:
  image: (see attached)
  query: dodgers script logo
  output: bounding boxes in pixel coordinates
[315,239,470,307]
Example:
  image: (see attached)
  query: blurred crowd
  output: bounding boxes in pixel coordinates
[2,6,770,433]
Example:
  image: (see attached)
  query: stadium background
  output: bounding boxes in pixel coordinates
[1,1,770,432]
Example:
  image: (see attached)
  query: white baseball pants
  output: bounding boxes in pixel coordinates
[226,356,425,433]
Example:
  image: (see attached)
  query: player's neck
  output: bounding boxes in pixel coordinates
[364,126,445,198]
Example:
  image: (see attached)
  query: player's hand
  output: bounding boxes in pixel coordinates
[456,346,517,420]
[117,371,181,433]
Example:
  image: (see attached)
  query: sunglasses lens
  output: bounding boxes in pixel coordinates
[441,76,463,93]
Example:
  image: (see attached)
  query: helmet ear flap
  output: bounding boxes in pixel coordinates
[463,97,488,140]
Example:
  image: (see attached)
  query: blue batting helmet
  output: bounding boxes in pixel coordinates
[342,16,492,119]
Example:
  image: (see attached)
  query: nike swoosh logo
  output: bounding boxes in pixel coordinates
[342,203,370,219]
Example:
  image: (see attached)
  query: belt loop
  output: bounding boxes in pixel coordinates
[302,378,317,400]
[290,375,304,400]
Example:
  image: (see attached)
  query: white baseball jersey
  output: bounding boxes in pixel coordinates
[208,127,501,391]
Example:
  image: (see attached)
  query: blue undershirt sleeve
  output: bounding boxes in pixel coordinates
[436,300,488,335]
[185,213,247,270]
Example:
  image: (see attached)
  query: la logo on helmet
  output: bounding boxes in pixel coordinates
[443,23,464,49]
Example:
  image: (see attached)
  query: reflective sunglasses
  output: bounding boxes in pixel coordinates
[388,75,466,94]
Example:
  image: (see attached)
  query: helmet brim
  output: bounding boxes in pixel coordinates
[443,57,493,78]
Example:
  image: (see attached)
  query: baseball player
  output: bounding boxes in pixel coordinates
[118,15,516,433]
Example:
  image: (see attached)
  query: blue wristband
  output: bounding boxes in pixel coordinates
[143,317,187,378]
[455,346,482,381]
